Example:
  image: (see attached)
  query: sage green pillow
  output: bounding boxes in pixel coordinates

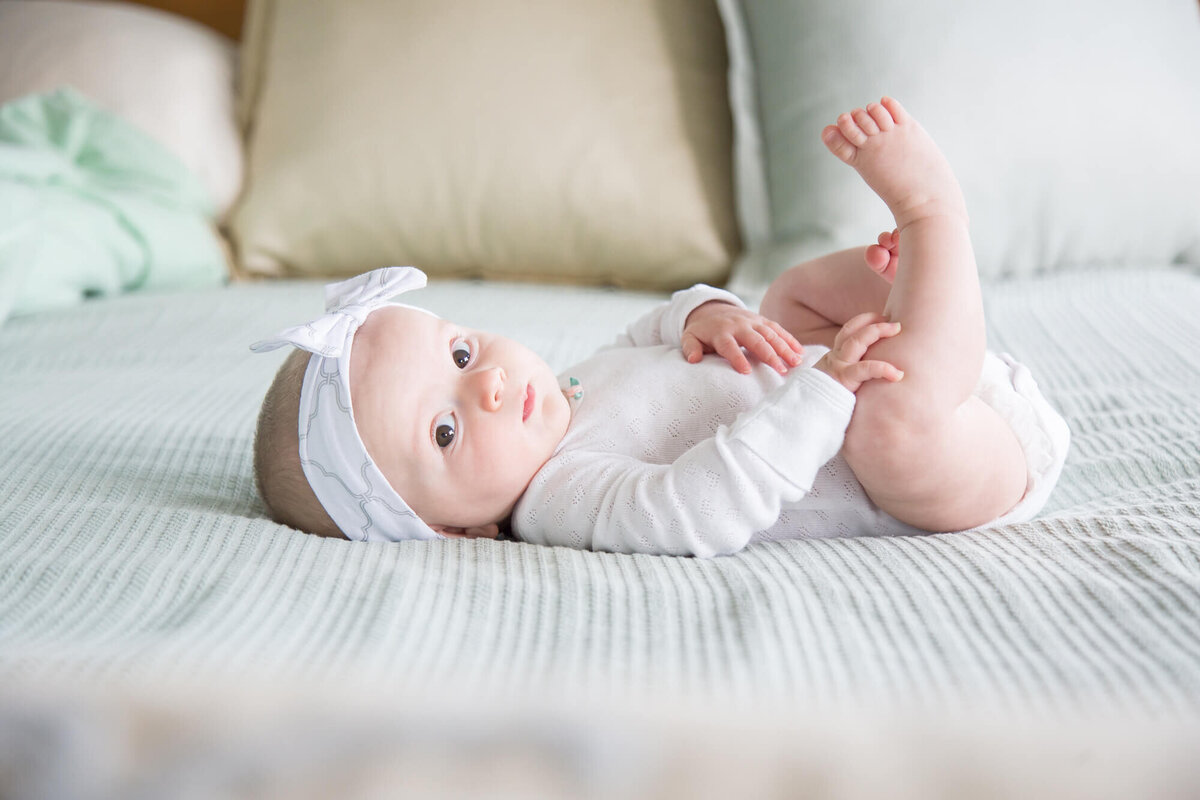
[718,0,1200,289]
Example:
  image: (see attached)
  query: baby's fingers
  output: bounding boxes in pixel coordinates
[714,334,753,374]
[837,311,891,342]
[681,332,705,364]
[838,320,901,363]
[744,324,803,374]
[764,321,805,367]
[845,359,905,389]
[741,331,787,374]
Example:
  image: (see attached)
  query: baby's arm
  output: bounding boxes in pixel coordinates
[514,368,855,558]
[515,314,902,556]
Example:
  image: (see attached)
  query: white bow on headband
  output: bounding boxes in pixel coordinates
[251,266,429,358]
[251,267,442,543]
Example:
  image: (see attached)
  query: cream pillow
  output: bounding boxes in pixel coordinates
[232,0,739,289]
[0,0,243,218]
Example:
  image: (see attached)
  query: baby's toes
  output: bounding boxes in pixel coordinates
[836,112,869,146]
[865,244,891,273]
[822,125,858,163]
[865,245,898,283]
[882,252,898,283]
[880,96,909,125]
[866,102,894,132]
[852,108,880,136]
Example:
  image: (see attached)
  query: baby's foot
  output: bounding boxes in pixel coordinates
[822,98,967,230]
[864,228,899,283]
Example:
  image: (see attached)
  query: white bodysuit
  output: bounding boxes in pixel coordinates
[512,285,1070,558]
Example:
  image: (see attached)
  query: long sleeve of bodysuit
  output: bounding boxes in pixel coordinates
[513,286,857,558]
[609,283,745,349]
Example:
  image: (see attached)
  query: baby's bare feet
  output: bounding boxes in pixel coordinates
[864,228,899,283]
[822,98,967,230]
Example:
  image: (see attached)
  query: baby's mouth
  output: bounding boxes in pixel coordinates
[522,384,535,422]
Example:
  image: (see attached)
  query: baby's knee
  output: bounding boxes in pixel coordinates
[759,268,805,322]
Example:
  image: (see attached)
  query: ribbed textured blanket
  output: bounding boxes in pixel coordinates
[1,269,1199,724]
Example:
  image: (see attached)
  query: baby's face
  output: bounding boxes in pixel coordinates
[350,306,570,537]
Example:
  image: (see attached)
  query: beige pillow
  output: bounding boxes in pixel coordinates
[232,0,739,290]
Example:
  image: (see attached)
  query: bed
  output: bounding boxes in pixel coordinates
[2,1,1199,797]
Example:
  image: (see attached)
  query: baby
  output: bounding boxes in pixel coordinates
[251,98,1070,557]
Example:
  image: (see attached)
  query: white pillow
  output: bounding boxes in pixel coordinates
[0,0,243,218]
[717,0,1200,289]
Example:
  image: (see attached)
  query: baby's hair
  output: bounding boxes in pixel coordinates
[253,349,343,538]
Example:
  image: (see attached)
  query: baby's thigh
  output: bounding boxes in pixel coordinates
[842,390,1027,533]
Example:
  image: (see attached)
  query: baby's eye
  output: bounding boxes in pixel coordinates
[433,412,457,449]
[451,338,472,369]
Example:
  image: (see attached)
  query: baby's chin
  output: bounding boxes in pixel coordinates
[545,377,574,427]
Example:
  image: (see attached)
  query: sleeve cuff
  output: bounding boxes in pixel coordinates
[662,284,747,347]
[729,368,855,489]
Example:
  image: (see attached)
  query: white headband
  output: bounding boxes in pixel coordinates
[251,267,442,543]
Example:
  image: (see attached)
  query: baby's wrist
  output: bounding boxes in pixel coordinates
[812,354,852,393]
[684,299,736,329]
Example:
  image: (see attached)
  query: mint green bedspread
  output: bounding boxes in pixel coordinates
[0,89,226,323]
[1,269,1198,722]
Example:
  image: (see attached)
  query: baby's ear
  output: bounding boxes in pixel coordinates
[429,523,501,540]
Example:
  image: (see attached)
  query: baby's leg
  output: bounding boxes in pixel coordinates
[821,99,1026,531]
[759,242,893,348]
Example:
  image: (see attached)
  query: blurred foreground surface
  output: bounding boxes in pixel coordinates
[2,675,1199,800]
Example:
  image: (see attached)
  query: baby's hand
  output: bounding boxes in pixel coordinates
[682,301,804,375]
[814,312,905,393]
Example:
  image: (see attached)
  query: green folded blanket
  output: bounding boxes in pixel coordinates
[0,88,227,323]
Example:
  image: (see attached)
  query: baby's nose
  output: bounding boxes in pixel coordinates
[476,367,505,412]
